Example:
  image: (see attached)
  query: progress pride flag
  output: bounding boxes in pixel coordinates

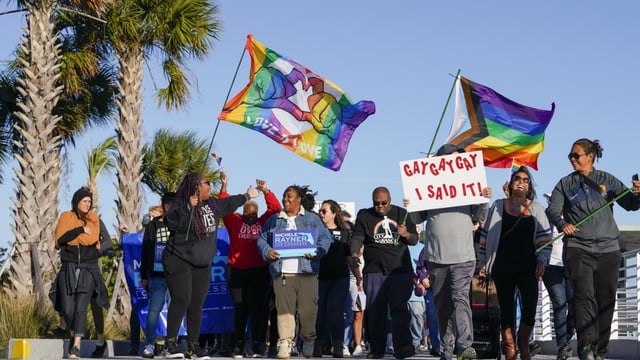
[399,150,489,212]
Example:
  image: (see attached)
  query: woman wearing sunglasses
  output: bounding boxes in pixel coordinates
[313,200,357,358]
[477,166,552,360]
[546,138,640,360]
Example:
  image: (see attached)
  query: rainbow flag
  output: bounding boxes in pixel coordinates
[448,76,554,170]
[511,158,524,173]
[218,35,376,171]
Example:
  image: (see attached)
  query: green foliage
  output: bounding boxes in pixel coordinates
[142,128,220,195]
[0,294,58,351]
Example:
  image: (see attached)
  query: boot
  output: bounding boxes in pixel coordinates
[517,324,533,360]
[501,328,516,360]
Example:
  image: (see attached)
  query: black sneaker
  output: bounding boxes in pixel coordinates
[529,341,542,356]
[366,353,384,359]
[187,341,210,360]
[252,341,266,358]
[393,344,415,359]
[557,344,571,360]
[165,337,185,359]
[91,342,107,358]
[69,346,81,359]
[267,345,278,358]
[233,340,246,359]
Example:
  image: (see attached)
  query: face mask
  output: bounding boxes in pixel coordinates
[242,214,258,225]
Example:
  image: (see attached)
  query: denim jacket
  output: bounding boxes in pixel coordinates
[257,208,333,278]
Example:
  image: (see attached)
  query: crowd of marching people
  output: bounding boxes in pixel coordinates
[49,138,640,360]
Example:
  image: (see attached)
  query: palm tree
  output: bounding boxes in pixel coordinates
[85,135,117,213]
[142,128,219,195]
[104,0,222,234]
[1,0,114,299]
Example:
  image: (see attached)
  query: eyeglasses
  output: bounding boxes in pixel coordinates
[319,209,329,214]
[200,180,211,186]
[373,201,388,206]
[512,175,530,184]
[568,152,587,160]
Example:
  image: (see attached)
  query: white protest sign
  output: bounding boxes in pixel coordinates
[399,150,489,212]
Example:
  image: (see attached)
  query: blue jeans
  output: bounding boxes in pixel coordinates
[543,265,574,347]
[316,276,350,343]
[408,300,425,348]
[145,276,170,346]
[424,289,440,351]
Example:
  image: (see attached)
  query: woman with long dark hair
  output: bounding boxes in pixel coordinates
[163,172,259,359]
[477,167,552,360]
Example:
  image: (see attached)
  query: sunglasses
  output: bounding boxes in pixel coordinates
[373,201,389,206]
[512,175,530,184]
[568,152,587,160]
[200,180,211,186]
[319,209,330,214]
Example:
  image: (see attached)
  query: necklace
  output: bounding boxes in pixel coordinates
[509,199,524,213]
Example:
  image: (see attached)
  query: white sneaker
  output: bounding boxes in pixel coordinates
[342,346,351,357]
[276,340,291,359]
[143,344,155,358]
[352,345,363,357]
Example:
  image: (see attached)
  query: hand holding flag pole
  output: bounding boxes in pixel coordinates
[536,187,633,253]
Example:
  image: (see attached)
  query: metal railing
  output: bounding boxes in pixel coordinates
[534,248,640,341]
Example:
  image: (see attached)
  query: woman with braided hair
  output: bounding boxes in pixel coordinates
[162,172,259,359]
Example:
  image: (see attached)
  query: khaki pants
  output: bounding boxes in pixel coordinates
[273,274,318,342]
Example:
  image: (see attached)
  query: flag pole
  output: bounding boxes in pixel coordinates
[187,43,248,241]
[206,45,248,156]
[426,69,461,156]
[535,188,633,253]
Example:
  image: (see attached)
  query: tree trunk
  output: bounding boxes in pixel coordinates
[6,0,62,299]
[106,256,132,331]
[114,46,144,235]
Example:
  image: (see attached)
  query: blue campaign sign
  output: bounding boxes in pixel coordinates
[122,228,233,337]
[272,229,317,257]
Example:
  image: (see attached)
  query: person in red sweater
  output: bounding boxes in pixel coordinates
[220,172,282,358]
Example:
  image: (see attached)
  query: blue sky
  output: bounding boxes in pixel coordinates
[1,2,639,250]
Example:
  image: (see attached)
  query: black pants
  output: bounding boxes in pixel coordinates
[164,251,211,343]
[492,269,539,330]
[565,247,620,354]
[227,265,271,345]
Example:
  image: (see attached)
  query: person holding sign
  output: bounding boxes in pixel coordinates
[546,138,640,360]
[163,173,260,359]
[408,144,492,360]
[256,185,333,359]
[476,166,552,360]
[349,187,419,360]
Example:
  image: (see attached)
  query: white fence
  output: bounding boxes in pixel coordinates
[533,249,640,359]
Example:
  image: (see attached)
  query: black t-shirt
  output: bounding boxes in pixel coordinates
[352,206,416,275]
[318,228,351,280]
[493,210,536,274]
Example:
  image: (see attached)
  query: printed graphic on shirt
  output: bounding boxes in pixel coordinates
[372,216,397,244]
[153,224,170,272]
[239,222,261,241]
[201,204,218,233]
